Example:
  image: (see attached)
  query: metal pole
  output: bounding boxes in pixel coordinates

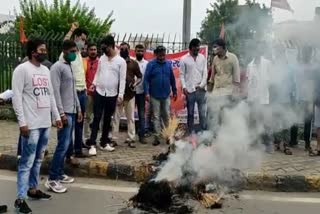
[182,0,191,49]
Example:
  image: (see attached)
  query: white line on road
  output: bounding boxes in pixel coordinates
[241,194,320,204]
[1,174,320,203]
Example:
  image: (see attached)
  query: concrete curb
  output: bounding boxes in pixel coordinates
[1,153,320,192]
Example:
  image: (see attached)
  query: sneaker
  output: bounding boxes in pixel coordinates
[88,146,97,156]
[100,144,115,152]
[45,180,67,193]
[14,199,32,214]
[0,205,7,213]
[27,189,52,200]
[60,175,75,184]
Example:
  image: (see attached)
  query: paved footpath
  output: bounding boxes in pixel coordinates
[1,120,320,192]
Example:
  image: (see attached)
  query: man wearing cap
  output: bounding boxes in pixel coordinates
[207,39,241,133]
[144,46,177,146]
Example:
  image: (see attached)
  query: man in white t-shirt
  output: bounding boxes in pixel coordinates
[246,41,273,153]
[12,38,62,214]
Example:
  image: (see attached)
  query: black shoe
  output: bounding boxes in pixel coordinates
[110,140,118,147]
[74,153,89,158]
[14,199,32,214]
[82,143,90,150]
[139,137,147,144]
[128,142,136,148]
[27,189,52,200]
[0,205,7,213]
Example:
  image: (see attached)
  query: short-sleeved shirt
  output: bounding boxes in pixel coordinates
[211,52,240,96]
[124,58,142,101]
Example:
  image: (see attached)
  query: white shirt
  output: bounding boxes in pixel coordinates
[12,61,60,129]
[180,53,208,93]
[247,57,271,105]
[135,59,148,94]
[93,54,127,98]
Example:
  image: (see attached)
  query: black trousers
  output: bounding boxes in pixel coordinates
[88,92,117,146]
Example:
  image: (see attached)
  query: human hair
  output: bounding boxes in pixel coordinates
[120,42,130,49]
[62,40,77,51]
[72,28,88,38]
[213,38,226,50]
[135,44,145,50]
[189,38,201,49]
[101,35,115,48]
[87,42,97,49]
[26,38,46,60]
[154,45,166,54]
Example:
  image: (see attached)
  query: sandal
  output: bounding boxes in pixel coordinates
[284,148,293,155]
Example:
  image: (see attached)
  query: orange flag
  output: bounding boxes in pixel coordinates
[219,23,225,39]
[19,17,28,44]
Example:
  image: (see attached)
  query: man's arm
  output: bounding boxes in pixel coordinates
[199,56,208,88]
[207,61,215,92]
[50,64,64,114]
[143,63,152,96]
[12,66,26,127]
[179,58,187,90]
[118,59,127,99]
[169,63,177,96]
[48,72,60,122]
[133,61,142,86]
[232,55,241,95]
[64,22,78,41]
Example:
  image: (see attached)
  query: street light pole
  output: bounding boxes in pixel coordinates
[182,0,191,49]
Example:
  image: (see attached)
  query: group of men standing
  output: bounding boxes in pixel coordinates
[9,19,320,214]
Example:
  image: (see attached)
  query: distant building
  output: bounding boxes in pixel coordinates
[0,14,15,34]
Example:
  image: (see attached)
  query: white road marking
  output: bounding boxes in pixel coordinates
[1,174,320,203]
[241,194,320,204]
[0,174,138,193]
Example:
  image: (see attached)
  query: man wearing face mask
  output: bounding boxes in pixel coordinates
[207,39,240,133]
[46,40,83,194]
[62,23,88,165]
[180,38,208,134]
[12,38,62,214]
[86,35,127,155]
[111,42,142,148]
[144,46,177,146]
[135,44,149,144]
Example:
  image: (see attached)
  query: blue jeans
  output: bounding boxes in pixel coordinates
[17,128,49,199]
[186,89,207,133]
[136,94,146,138]
[151,96,170,136]
[67,91,86,157]
[49,114,75,180]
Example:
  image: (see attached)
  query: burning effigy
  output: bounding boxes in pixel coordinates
[128,117,233,213]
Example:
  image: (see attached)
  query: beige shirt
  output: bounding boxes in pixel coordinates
[209,52,240,96]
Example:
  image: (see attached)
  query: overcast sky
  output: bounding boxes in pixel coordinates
[1,0,319,38]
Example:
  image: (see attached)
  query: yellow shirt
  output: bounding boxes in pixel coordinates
[210,52,240,96]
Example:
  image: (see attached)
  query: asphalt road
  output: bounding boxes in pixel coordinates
[1,170,320,214]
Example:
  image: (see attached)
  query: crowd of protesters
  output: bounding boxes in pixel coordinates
[5,21,320,213]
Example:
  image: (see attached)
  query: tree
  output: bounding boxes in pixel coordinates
[16,0,114,37]
[199,0,273,65]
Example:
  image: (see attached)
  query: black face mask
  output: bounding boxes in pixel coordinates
[136,54,143,61]
[193,50,199,56]
[34,53,47,63]
[81,51,88,58]
[120,50,129,59]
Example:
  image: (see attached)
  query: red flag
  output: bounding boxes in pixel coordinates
[219,23,225,39]
[19,17,28,44]
[271,0,294,12]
